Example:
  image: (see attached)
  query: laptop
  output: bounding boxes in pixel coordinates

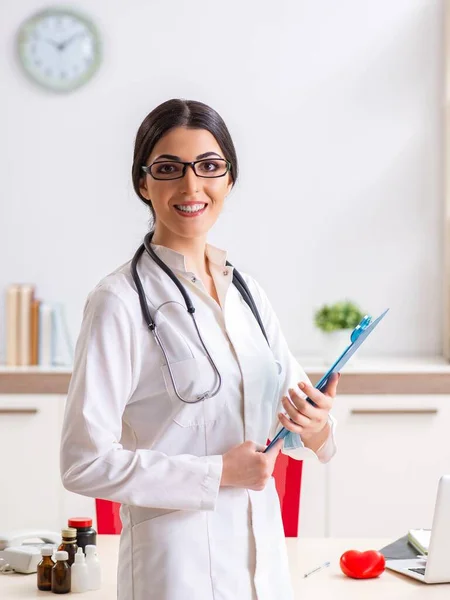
[385,475,450,584]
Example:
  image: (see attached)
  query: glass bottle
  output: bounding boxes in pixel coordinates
[57,527,78,566]
[37,545,55,591]
[51,551,71,594]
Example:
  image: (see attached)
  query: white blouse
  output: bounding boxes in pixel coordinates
[60,241,337,600]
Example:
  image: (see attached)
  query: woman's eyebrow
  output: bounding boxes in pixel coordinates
[153,151,222,161]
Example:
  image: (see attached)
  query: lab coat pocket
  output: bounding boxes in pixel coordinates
[161,354,226,427]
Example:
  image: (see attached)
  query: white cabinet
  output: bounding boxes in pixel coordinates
[3,388,450,539]
[299,395,450,538]
[0,394,95,533]
[0,395,63,531]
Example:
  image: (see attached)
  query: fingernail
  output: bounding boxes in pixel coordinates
[299,382,305,390]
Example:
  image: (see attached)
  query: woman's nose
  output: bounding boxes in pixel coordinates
[180,164,200,194]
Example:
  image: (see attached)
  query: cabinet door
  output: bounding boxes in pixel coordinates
[298,454,327,537]
[327,395,450,538]
[0,395,64,531]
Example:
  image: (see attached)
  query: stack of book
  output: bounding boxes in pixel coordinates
[5,283,73,367]
[408,528,431,555]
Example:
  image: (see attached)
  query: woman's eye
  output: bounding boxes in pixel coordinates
[199,161,218,172]
[157,163,180,173]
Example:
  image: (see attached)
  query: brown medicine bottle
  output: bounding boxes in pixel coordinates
[37,545,55,591]
[51,551,71,594]
[57,528,77,566]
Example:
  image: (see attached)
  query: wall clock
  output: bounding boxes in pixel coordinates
[17,7,102,93]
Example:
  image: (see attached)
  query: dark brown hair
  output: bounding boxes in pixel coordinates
[132,99,239,224]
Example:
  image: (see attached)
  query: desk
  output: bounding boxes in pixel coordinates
[1,536,450,598]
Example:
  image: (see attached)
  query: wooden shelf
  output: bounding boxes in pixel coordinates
[301,356,450,395]
[0,372,71,394]
[1,357,450,394]
[0,367,72,394]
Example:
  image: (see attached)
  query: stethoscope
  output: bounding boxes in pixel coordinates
[131,231,269,404]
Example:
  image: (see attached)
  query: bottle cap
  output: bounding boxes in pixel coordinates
[61,527,77,539]
[41,545,54,556]
[85,545,97,555]
[68,517,93,528]
[74,547,86,563]
[55,551,68,561]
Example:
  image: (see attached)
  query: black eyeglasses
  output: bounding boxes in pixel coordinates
[141,158,231,181]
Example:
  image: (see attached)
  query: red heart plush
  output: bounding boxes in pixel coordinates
[339,549,385,579]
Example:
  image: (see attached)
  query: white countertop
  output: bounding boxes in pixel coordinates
[1,536,449,598]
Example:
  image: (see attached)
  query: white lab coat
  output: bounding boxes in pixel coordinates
[60,241,337,600]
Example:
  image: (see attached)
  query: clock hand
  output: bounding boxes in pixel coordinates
[45,38,60,49]
[58,32,86,51]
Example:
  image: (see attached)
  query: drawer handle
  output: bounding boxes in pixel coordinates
[350,408,438,415]
[0,408,39,415]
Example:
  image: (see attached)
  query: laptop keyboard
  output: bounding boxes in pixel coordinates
[408,568,426,576]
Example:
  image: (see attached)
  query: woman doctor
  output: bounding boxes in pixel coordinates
[60,98,339,600]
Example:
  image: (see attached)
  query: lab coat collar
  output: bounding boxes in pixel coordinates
[149,241,228,273]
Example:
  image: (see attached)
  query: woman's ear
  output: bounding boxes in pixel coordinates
[139,177,150,200]
[226,174,233,196]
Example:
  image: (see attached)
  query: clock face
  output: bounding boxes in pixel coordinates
[17,8,101,93]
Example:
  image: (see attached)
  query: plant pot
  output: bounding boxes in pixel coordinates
[320,329,354,366]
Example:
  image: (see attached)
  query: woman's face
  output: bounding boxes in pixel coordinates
[140,126,233,241]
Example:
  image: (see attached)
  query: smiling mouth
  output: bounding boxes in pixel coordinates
[173,203,207,216]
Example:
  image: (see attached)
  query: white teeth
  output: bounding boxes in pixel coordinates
[174,203,206,213]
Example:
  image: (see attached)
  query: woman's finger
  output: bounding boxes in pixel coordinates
[278,412,305,434]
[323,372,340,398]
[281,396,317,426]
[297,380,334,410]
[284,391,316,421]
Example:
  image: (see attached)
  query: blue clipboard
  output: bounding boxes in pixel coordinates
[264,308,389,452]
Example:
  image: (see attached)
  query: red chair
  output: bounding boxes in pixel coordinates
[272,454,303,537]
[95,455,302,536]
[95,498,122,534]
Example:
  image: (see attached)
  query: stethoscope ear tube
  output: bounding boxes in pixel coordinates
[131,243,156,330]
[144,232,196,314]
[228,263,269,346]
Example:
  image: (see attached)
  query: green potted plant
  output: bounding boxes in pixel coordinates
[314,300,366,364]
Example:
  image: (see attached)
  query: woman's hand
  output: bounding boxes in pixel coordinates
[278,373,340,444]
[220,439,283,491]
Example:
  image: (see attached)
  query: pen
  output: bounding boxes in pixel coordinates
[303,561,330,578]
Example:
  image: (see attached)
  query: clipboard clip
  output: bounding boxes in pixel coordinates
[350,315,373,343]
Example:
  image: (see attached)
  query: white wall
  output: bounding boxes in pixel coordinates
[0,0,445,359]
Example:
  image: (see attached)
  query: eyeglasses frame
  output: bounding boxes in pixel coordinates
[141,158,232,181]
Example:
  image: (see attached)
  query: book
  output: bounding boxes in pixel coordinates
[18,285,34,366]
[30,298,40,365]
[5,285,20,366]
[408,528,431,555]
[52,302,73,366]
[38,303,53,367]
